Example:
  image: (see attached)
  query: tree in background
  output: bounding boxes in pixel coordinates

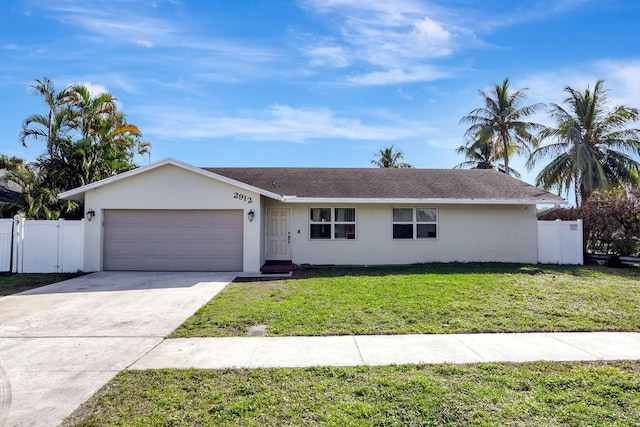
[454,134,521,178]
[460,77,543,177]
[371,145,413,168]
[6,77,151,219]
[528,80,640,206]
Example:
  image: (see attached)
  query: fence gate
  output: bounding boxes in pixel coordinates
[0,219,12,272]
[12,218,84,273]
[537,220,584,265]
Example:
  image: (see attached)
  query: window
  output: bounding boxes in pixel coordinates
[392,208,437,239]
[310,208,356,240]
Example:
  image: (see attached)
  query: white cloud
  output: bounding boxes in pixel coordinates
[40,2,280,67]
[412,16,451,52]
[297,0,466,85]
[47,3,177,47]
[66,81,109,97]
[136,40,153,48]
[520,60,640,109]
[143,104,432,142]
[298,0,595,86]
[345,66,450,86]
[397,87,413,101]
[596,59,640,107]
[458,0,592,33]
[305,45,350,67]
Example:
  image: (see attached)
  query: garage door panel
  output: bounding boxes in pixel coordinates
[103,210,243,271]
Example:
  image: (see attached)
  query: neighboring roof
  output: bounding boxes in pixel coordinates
[205,167,565,204]
[0,186,18,205]
[58,158,565,205]
[0,170,20,205]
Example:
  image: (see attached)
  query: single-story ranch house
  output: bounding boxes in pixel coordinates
[60,158,565,273]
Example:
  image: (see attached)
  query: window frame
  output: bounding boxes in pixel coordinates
[309,207,357,240]
[392,207,438,240]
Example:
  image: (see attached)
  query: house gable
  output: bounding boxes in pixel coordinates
[59,158,281,202]
[83,163,262,211]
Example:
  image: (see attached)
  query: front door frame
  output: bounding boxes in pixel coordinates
[265,207,292,261]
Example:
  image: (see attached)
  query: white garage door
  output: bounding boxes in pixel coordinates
[103,210,243,271]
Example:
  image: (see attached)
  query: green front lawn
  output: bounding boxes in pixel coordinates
[64,361,640,426]
[172,264,640,337]
[0,272,86,297]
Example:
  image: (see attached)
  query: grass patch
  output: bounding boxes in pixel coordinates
[0,272,86,297]
[64,361,640,426]
[172,263,640,337]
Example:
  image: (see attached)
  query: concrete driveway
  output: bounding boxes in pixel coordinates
[0,271,234,427]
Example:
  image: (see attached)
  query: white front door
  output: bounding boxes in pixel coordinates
[266,208,291,260]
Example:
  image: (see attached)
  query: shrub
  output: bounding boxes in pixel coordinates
[581,189,640,256]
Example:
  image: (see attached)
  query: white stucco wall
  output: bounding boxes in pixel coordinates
[82,164,262,272]
[268,202,538,265]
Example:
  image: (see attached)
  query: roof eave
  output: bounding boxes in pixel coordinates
[280,196,567,205]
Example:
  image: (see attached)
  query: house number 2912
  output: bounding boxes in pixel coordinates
[233,192,253,204]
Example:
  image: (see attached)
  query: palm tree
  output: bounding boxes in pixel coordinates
[0,155,26,170]
[527,80,640,206]
[371,145,413,168]
[455,136,521,178]
[0,160,76,219]
[29,83,149,188]
[460,77,544,176]
[12,78,152,217]
[19,77,73,157]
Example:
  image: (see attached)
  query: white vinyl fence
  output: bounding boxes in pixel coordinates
[11,217,84,273]
[537,220,584,265]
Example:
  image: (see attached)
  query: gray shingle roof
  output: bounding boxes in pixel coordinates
[0,186,18,205]
[203,167,564,203]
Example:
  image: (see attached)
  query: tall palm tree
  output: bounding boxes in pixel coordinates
[527,80,640,206]
[371,145,413,168]
[60,85,147,186]
[460,77,544,176]
[455,136,521,178]
[19,77,73,157]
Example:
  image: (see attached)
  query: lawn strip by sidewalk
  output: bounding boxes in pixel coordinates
[64,360,640,426]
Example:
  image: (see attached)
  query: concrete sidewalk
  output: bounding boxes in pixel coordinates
[130,331,640,370]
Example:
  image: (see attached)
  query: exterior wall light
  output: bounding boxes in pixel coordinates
[247,210,255,222]
[86,209,96,222]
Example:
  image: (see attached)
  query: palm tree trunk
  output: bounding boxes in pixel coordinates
[501,130,510,175]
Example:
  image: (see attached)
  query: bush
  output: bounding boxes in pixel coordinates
[581,189,640,256]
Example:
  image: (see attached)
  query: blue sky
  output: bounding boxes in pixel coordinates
[1,0,639,195]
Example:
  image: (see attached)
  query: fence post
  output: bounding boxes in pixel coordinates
[576,219,584,265]
[12,216,23,273]
[555,219,562,265]
[57,218,65,273]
